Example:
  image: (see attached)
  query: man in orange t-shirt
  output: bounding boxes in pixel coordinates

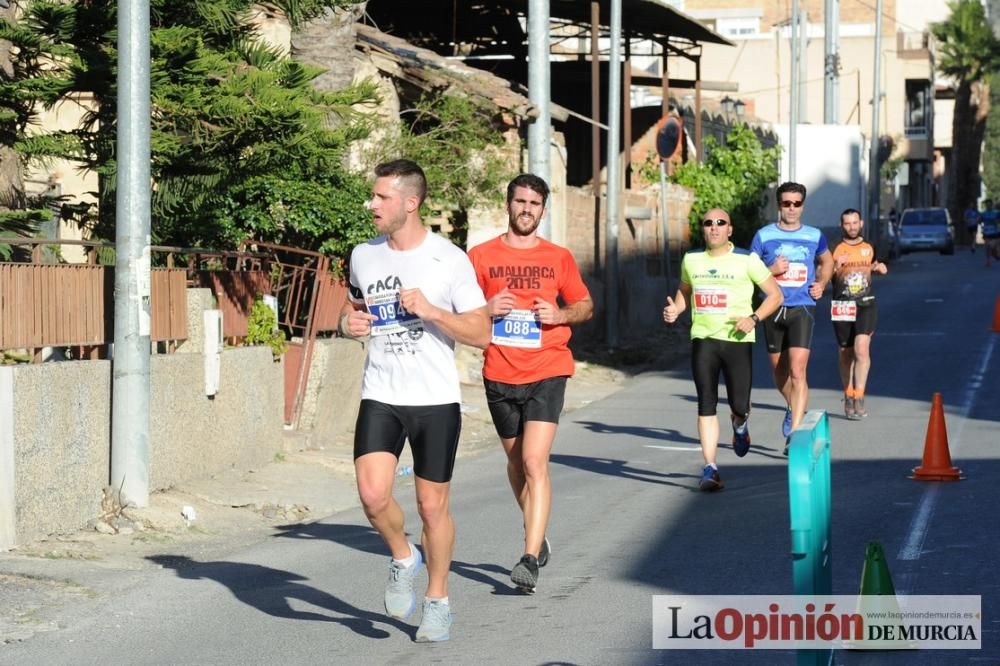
[831,208,887,420]
[468,173,593,593]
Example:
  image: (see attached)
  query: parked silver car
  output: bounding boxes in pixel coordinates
[898,207,955,255]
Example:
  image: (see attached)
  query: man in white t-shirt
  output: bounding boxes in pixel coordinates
[340,160,490,642]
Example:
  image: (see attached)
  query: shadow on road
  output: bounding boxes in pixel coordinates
[147,554,408,639]
[573,420,700,445]
[270,522,522,594]
[551,453,699,490]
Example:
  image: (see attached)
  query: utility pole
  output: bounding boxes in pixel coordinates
[789,0,800,181]
[528,0,552,238]
[605,0,622,349]
[867,0,884,249]
[824,0,840,123]
[111,0,152,507]
[799,9,808,122]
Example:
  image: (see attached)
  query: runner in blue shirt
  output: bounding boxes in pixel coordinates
[750,182,834,451]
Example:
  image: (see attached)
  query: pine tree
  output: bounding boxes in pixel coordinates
[0,0,377,254]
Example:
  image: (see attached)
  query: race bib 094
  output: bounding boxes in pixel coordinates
[366,292,421,336]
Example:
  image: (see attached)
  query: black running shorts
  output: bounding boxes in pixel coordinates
[353,400,461,483]
[691,337,753,418]
[763,305,815,353]
[484,376,568,440]
[833,303,878,348]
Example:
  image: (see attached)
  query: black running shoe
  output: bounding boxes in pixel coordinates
[511,554,539,592]
[538,537,551,568]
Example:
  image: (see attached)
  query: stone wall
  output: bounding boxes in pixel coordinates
[0,347,283,549]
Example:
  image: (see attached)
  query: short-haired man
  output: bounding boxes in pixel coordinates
[468,173,593,593]
[341,159,491,642]
[750,182,834,452]
[831,209,887,419]
[664,208,783,490]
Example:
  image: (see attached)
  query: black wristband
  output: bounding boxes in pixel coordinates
[750,313,760,324]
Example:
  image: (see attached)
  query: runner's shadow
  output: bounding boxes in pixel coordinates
[273,522,386,556]
[551,454,698,490]
[573,420,699,444]
[272,522,520,593]
[147,554,407,639]
[450,560,522,596]
[670,394,789,414]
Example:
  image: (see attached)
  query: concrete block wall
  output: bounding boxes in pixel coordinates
[294,337,367,448]
[149,347,283,490]
[0,347,283,549]
[0,362,110,549]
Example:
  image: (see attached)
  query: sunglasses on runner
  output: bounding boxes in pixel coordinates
[780,200,804,208]
[701,218,729,227]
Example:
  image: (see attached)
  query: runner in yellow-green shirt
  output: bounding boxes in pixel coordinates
[663,208,783,491]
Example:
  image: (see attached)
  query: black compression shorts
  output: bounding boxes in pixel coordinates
[763,305,815,353]
[484,376,568,440]
[833,303,878,347]
[353,400,461,483]
[691,338,753,418]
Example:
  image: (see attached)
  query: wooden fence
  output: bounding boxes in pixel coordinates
[0,264,188,353]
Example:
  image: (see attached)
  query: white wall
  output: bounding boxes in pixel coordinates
[773,124,867,230]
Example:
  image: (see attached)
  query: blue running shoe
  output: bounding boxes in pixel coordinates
[698,465,723,492]
[781,408,793,438]
[732,417,751,457]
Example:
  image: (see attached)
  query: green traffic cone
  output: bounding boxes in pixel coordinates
[859,541,896,596]
[847,540,915,650]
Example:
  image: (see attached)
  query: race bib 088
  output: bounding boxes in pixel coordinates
[492,309,542,348]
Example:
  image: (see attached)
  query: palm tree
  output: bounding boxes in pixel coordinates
[932,0,1000,238]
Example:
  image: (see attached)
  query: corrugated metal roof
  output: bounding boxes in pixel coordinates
[355,23,571,122]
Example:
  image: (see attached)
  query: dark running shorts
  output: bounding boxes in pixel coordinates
[353,400,461,483]
[833,303,878,348]
[763,305,815,353]
[484,376,568,440]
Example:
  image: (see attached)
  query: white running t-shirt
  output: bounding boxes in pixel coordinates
[348,232,486,405]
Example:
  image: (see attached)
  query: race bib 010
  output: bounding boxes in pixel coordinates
[831,300,857,322]
[366,292,421,336]
[693,287,728,314]
[492,309,542,348]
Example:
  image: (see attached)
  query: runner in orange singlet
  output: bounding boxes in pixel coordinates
[830,209,887,419]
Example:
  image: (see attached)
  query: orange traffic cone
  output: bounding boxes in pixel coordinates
[992,296,1000,333]
[910,392,963,481]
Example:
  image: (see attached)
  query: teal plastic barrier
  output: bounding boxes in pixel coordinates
[787,410,833,666]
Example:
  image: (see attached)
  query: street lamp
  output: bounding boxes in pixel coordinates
[721,96,735,118]
[734,99,746,118]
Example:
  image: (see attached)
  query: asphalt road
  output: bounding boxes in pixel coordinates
[2,249,996,665]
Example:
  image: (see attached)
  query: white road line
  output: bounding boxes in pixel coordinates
[897,334,997,563]
[643,445,702,452]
